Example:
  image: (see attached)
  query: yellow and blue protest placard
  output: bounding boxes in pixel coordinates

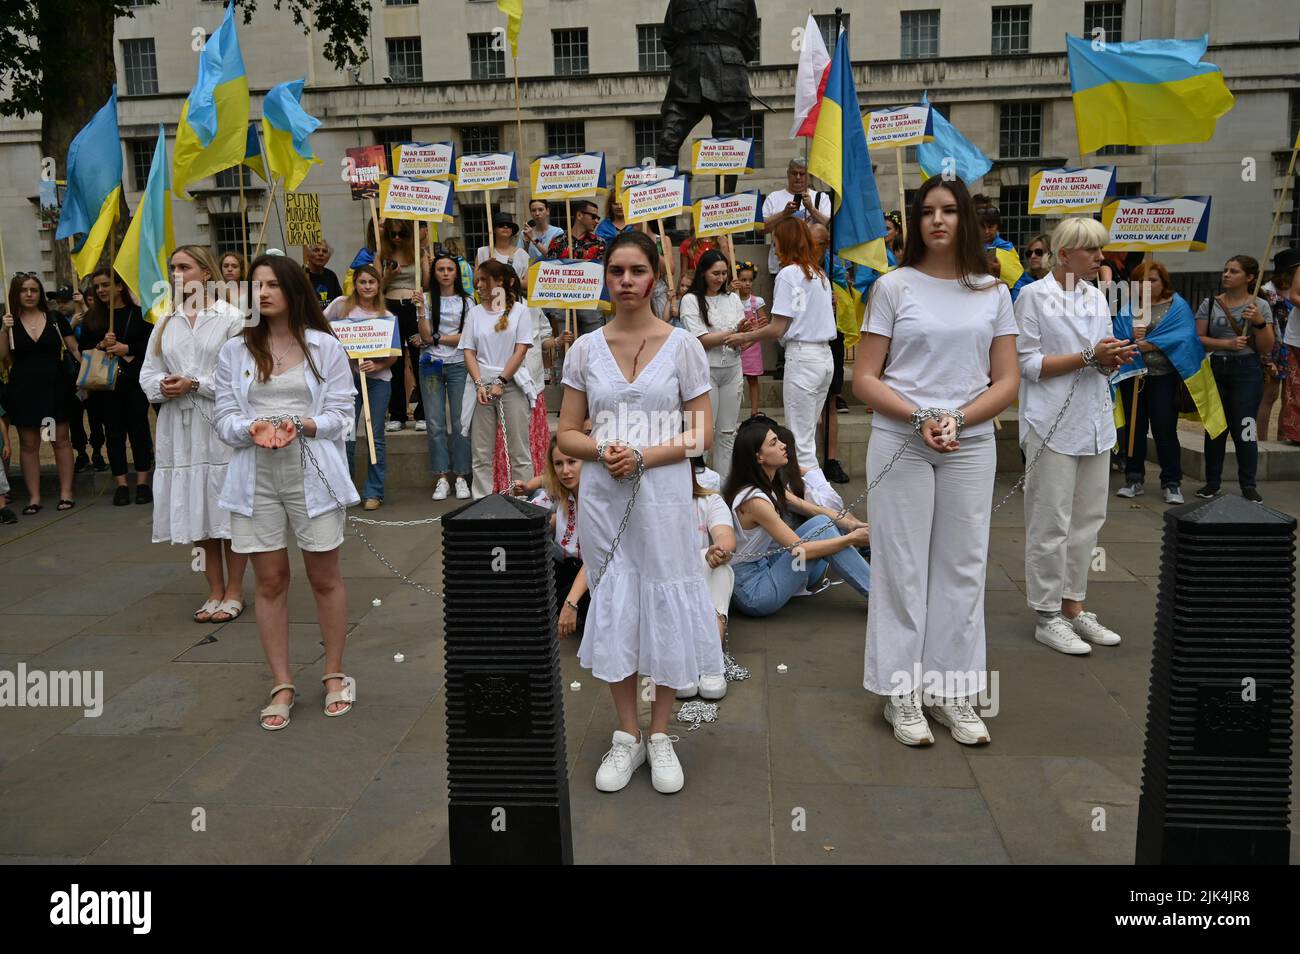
[392,141,456,181]
[622,175,691,226]
[455,152,518,192]
[527,259,609,310]
[330,315,402,359]
[1102,196,1212,252]
[692,190,763,237]
[864,104,935,149]
[1029,166,1117,214]
[378,176,455,222]
[530,152,607,199]
[690,138,755,175]
[615,164,676,195]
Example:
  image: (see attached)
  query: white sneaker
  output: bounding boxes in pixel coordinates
[1115,481,1143,498]
[675,683,698,700]
[1162,485,1184,505]
[929,697,991,745]
[1034,614,1092,655]
[698,674,727,700]
[414,419,427,432]
[792,577,832,598]
[1072,611,1121,646]
[594,730,645,792]
[454,477,471,499]
[432,478,450,501]
[384,421,402,433]
[883,692,934,746]
[404,420,419,430]
[647,733,684,793]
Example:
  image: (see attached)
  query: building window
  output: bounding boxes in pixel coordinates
[637,24,671,72]
[375,127,413,161]
[461,125,501,155]
[546,121,585,155]
[386,37,423,83]
[634,118,664,165]
[128,139,154,192]
[901,10,940,59]
[814,14,849,56]
[385,0,418,5]
[1084,1,1124,43]
[210,213,248,254]
[552,28,589,76]
[749,19,762,66]
[121,38,158,95]
[1114,181,1144,198]
[469,33,505,80]
[998,185,1041,249]
[991,6,1031,55]
[739,113,765,170]
[999,102,1042,159]
[1097,144,1139,156]
[461,203,489,256]
[214,166,251,189]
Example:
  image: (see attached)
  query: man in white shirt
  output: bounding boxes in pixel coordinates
[761,159,832,275]
[1015,217,1139,656]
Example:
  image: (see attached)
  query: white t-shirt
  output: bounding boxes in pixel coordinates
[476,245,530,282]
[772,265,836,343]
[694,492,732,551]
[430,294,471,364]
[322,297,399,382]
[680,291,745,367]
[865,267,1018,438]
[459,300,533,370]
[695,466,722,492]
[522,307,551,385]
[762,189,832,274]
[730,485,781,564]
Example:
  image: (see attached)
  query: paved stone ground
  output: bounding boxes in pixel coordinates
[0,461,1296,865]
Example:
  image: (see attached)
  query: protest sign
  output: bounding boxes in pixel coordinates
[330,315,401,359]
[284,191,322,246]
[691,190,764,237]
[622,176,691,225]
[1101,196,1212,252]
[690,138,756,175]
[530,152,607,198]
[864,104,935,149]
[378,176,455,222]
[1029,166,1117,214]
[455,152,519,192]
[526,259,608,310]
[392,141,455,181]
[615,164,676,194]
[345,145,388,200]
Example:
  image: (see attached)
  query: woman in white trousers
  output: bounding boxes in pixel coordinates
[853,176,1020,748]
[679,249,745,483]
[1015,217,1138,655]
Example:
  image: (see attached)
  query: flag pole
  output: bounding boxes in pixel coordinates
[512,52,525,221]
[0,225,11,350]
[253,175,281,257]
[238,169,249,262]
[894,146,907,243]
[1249,133,1300,301]
[564,197,574,348]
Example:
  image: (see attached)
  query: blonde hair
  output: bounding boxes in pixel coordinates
[154,244,225,353]
[1049,217,1110,262]
[543,436,576,509]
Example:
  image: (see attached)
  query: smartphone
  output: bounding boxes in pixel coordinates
[527,219,535,228]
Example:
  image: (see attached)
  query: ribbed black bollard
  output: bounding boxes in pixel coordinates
[1136,494,1295,864]
[442,494,572,865]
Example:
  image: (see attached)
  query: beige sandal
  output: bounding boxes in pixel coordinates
[211,599,243,623]
[194,599,222,623]
[322,672,356,717]
[259,684,296,731]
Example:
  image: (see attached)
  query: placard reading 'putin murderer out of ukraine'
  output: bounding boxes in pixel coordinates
[622,176,691,226]
[454,153,519,192]
[391,141,455,181]
[690,138,755,175]
[526,259,608,310]
[284,192,322,246]
[530,153,607,199]
[1029,166,1117,214]
[691,191,764,238]
[864,104,935,149]
[378,176,454,222]
[1101,196,1212,252]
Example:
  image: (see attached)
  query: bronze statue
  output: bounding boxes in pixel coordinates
[656,0,760,177]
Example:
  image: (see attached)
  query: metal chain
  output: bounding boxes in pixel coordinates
[586,469,642,592]
[989,369,1084,514]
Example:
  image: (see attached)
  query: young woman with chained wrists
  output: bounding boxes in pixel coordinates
[1015,217,1138,658]
[852,176,1020,748]
[417,253,474,501]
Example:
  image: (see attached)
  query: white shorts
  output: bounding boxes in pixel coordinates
[231,446,346,554]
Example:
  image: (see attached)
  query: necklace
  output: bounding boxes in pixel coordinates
[271,338,298,368]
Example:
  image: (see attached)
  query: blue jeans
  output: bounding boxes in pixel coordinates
[731,514,871,617]
[346,373,390,500]
[420,359,470,476]
[1204,354,1264,489]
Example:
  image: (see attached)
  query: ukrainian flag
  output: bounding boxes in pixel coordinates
[808,29,890,274]
[1112,293,1226,437]
[496,0,523,59]
[115,125,175,325]
[1066,34,1234,155]
[242,124,268,181]
[56,87,123,279]
[917,91,992,185]
[173,3,250,198]
[261,78,321,192]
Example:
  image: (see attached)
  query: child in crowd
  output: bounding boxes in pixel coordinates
[676,459,737,702]
[734,261,769,418]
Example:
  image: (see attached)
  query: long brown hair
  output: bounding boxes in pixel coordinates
[901,176,993,292]
[543,435,578,510]
[771,218,823,282]
[345,264,386,313]
[84,268,137,337]
[244,254,335,382]
[154,244,225,354]
[477,258,521,331]
[774,426,806,501]
[7,273,50,318]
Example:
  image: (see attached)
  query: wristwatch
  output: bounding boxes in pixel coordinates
[564,599,580,611]
[189,377,200,393]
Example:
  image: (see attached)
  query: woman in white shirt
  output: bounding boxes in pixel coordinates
[459,259,536,499]
[214,254,358,731]
[726,218,835,472]
[475,213,531,283]
[853,176,1020,748]
[1015,217,1137,657]
[680,249,745,483]
[140,244,248,625]
[416,253,474,501]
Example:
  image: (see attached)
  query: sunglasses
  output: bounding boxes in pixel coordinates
[385,231,406,239]
[1027,249,1046,257]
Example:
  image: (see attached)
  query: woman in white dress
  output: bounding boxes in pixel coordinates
[557,230,722,796]
[140,244,248,624]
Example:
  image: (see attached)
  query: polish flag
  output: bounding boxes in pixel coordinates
[790,15,832,138]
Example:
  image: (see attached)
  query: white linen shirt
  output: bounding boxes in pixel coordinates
[1014,270,1116,456]
[213,328,359,518]
[139,299,246,402]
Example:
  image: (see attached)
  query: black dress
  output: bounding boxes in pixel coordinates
[7,313,75,427]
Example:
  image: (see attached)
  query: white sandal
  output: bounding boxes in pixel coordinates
[193,599,222,623]
[211,599,243,623]
[322,672,356,717]
[259,684,296,731]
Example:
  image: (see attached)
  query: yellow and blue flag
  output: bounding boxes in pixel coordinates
[56,86,123,279]
[115,125,175,325]
[916,91,992,184]
[1066,34,1234,154]
[1112,293,1226,437]
[261,78,321,191]
[496,0,523,59]
[173,3,250,198]
[242,124,267,181]
[808,28,890,273]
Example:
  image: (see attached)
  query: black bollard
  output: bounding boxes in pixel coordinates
[1136,494,1295,864]
[442,493,573,865]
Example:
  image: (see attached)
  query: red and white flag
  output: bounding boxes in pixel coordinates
[790,15,832,138]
